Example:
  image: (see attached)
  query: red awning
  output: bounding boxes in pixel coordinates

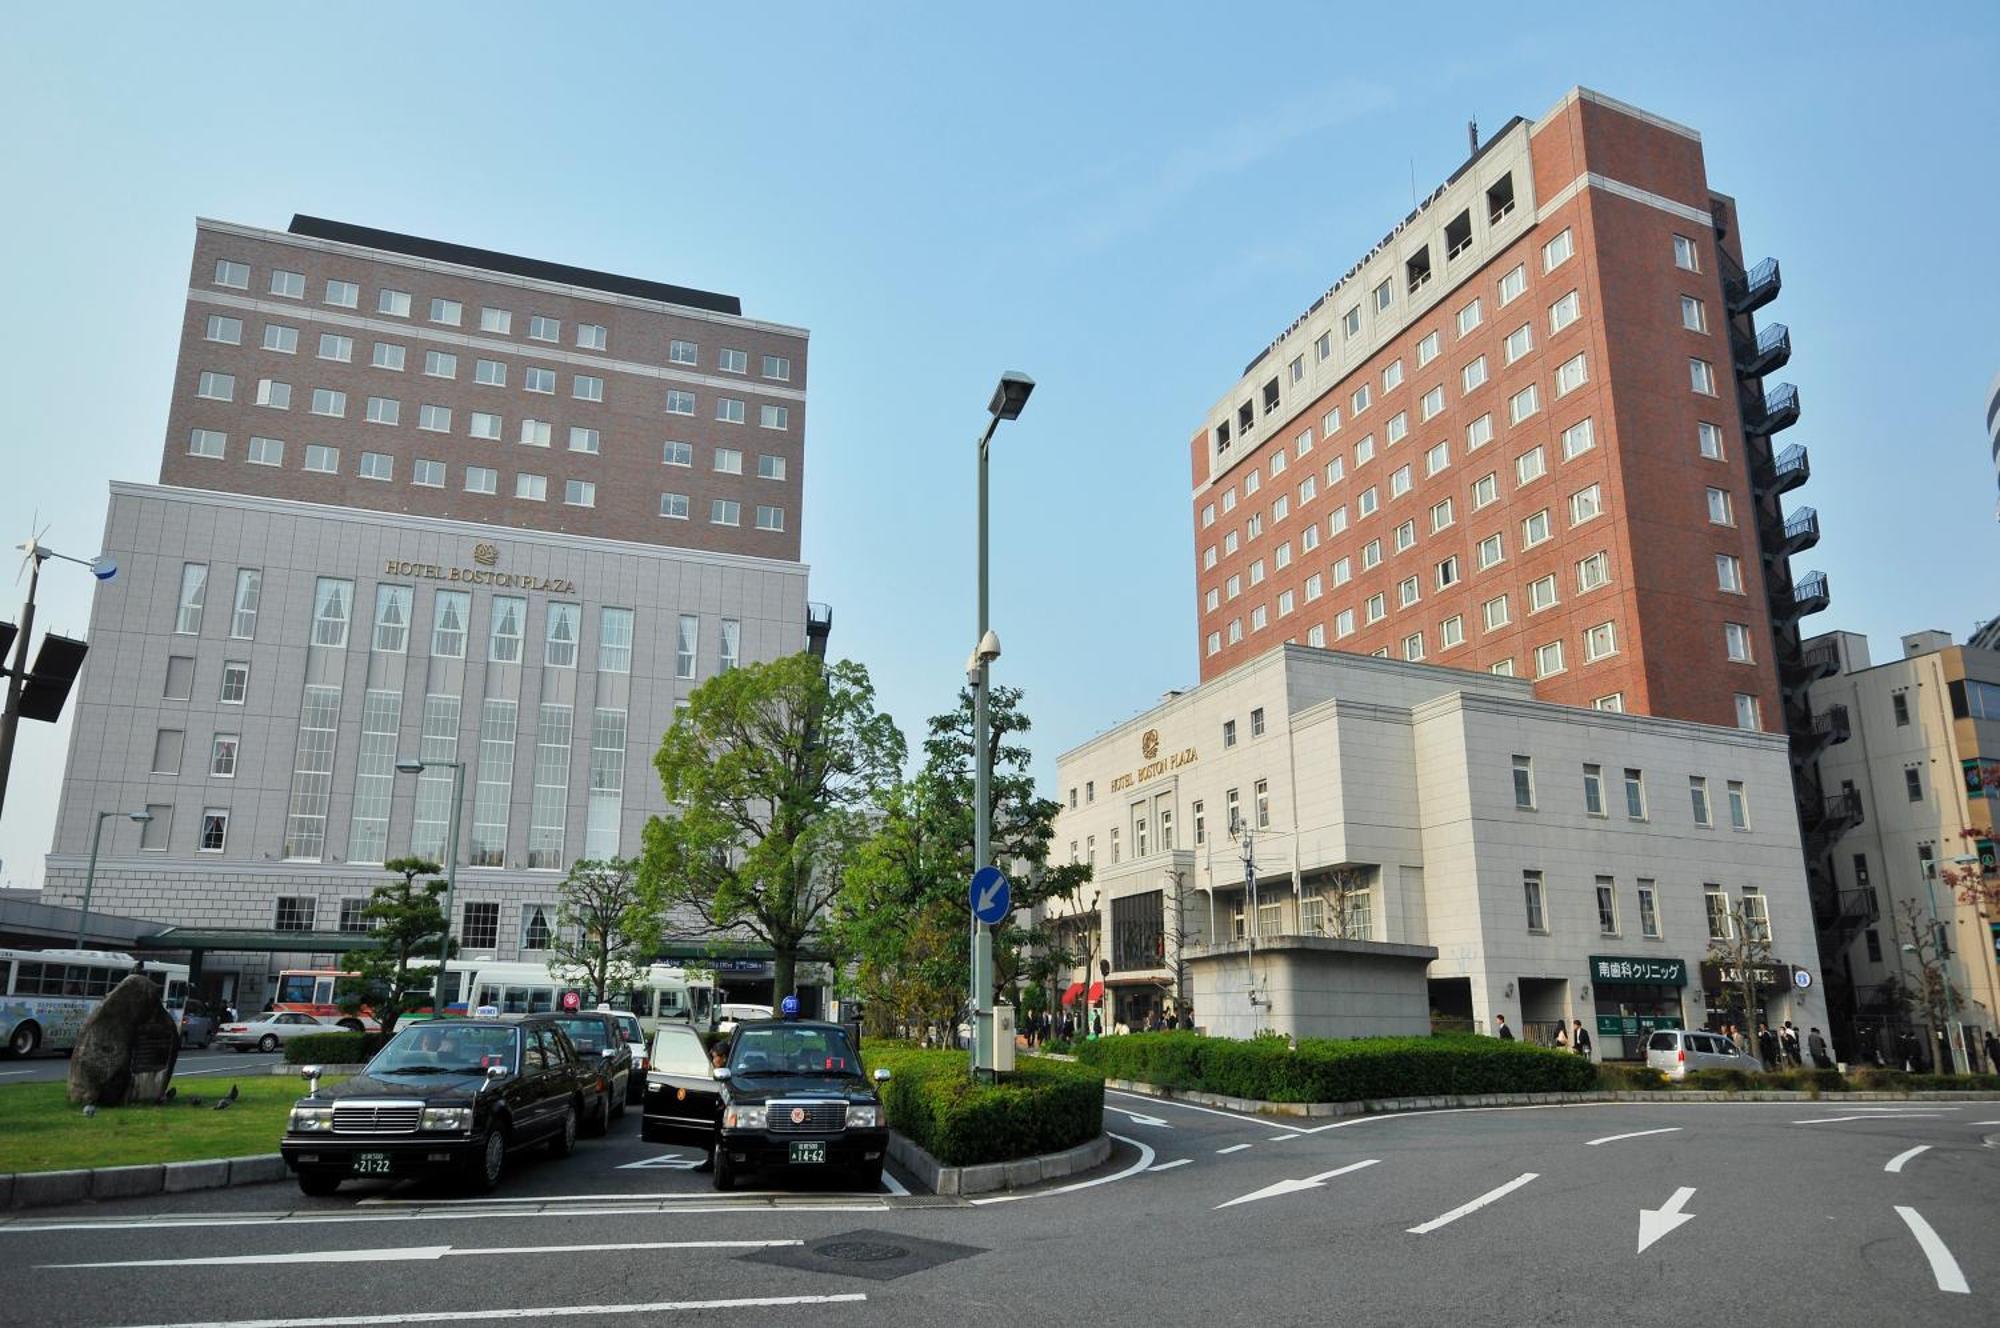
[1087,981,1105,1003]
[1061,981,1085,1007]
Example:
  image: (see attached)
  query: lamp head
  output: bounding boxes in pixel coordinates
[91,556,118,582]
[975,629,1002,664]
[395,758,426,774]
[128,810,153,824]
[989,371,1035,421]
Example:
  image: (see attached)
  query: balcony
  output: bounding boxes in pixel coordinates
[1743,382,1800,437]
[1731,322,1791,378]
[1789,701,1851,763]
[1771,570,1830,627]
[805,601,834,656]
[1799,786,1863,851]
[1723,254,1782,316]
[1776,505,1820,558]
[1753,442,1810,498]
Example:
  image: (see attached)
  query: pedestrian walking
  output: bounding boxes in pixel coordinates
[1807,1027,1833,1070]
[1984,1030,2000,1074]
[1779,1021,1802,1067]
[1757,1022,1779,1067]
[1552,1022,1568,1051]
[1729,1024,1750,1058]
[1571,1019,1592,1059]
[1494,1014,1514,1041]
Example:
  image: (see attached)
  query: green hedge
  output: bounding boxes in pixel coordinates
[1851,1068,2000,1092]
[1074,1032,1596,1103]
[863,1044,1104,1168]
[283,1032,390,1065]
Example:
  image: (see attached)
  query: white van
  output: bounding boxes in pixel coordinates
[1644,1028,1762,1079]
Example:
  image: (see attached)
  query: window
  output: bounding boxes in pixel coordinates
[218,661,247,704]
[565,479,596,507]
[1275,541,1293,570]
[1624,769,1646,820]
[1362,539,1381,569]
[427,297,462,326]
[1417,331,1440,365]
[1383,359,1405,392]
[213,259,249,288]
[1508,384,1539,425]
[369,583,412,654]
[318,332,353,363]
[1335,608,1355,638]
[429,590,470,659]
[1365,593,1385,624]
[1206,631,1221,657]
[1358,487,1378,517]
[716,397,746,424]
[197,370,234,401]
[1402,632,1424,661]
[1462,356,1488,393]
[1499,263,1526,304]
[1523,871,1547,932]
[1673,234,1700,271]
[1689,776,1712,827]
[1457,297,1483,336]
[755,505,784,531]
[263,323,298,353]
[1528,574,1557,612]
[174,563,208,634]
[1399,576,1420,608]
[324,279,359,308]
[706,447,743,477]
[204,314,242,345]
[573,322,608,351]
[470,411,501,440]
[1558,419,1595,462]
[515,472,547,501]
[1477,533,1504,570]
[1689,358,1717,395]
[1482,595,1509,631]
[519,418,552,447]
[1891,691,1911,725]
[187,428,226,459]
[1386,411,1408,445]
[464,465,497,494]
[666,390,696,415]
[1534,640,1565,677]
[1571,484,1602,525]
[1330,559,1349,587]
[1541,228,1573,271]
[1584,621,1617,661]
[759,404,789,430]
[1865,928,1882,963]
[359,451,393,481]
[372,341,406,371]
[527,366,559,394]
[569,426,600,454]
[1577,551,1609,591]
[1504,323,1533,364]
[1255,779,1270,829]
[1472,472,1498,508]
[210,734,239,778]
[1511,755,1535,809]
[1555,353,1588,396]
[1307,624,1326,647]
[711,499,741,526]
[365,396,399,426]
[255,378,292,410]
[1595,877,1618,935]
[1905,767,1924,802]
[151,728,184,775]
[718,618,741,672]
[574,375,605,402]
[537,602,580,668]
[1435,556,1460,589]
[1430,497,1454,531]
[1390,465,1412,498]
[1740,889,1771,943]
[1716,555,1743,593]
[412,458,444,487]
[1375,277,1394,313]
[1724,622,1754,662]
[479,306,512,335]
[1706,487,1734,526]
[310,387,346,417]
[1726,779,1750,831]
[1521,509,1551,547]
[270,269,305,298]
[755,452,787,479]
[488,596,525,662]
[659,491,690,520]
[1549,290,1580,334]
[1705,886,1731,940]
[415,403,455,433]
[311,578,353,648]
[1679,295,1708,333]
[1351,383,1371,415]
[275,897,316,931]
[1698,421,1725,460]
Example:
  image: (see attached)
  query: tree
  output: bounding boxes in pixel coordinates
[345,857,452,1037]
[638,653,904,1003]
[1890,896,1965,1072]
[549,857,657,1006]
[1704,901,1775,1059]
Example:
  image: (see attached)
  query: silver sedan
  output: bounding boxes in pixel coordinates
[215,1011,335,1053]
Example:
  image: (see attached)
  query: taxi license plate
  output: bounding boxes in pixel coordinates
[351,1153,392,1175]
[789,1141,825,1165]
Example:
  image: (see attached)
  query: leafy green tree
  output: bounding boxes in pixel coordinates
[345,857,452,1036]
[549,857,657,1006]
[639,653,904,1002]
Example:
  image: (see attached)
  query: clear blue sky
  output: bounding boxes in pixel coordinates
[3,3,1997,886]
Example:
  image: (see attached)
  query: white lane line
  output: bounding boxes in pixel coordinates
[1794,1113,1946,1125]
[1104,1088,1264,1124]
[1268,1133,1303,1142]
[1290,1101,1623,1135]
[1208,1160,1384,1208]
[0,1069,33,1077]
[1147,1159,1191,1173]
[1217,1144,1252,1155]
[1405,1172,1539,1235]
[44,1239,803,1269]
[1973,1120,2000,1126]
[879,1170,910,1197]
[107,1293,870,1327]
[1586,1127,1683,1147]
[357,1188,870,1206]
[1,1204,888,1234]
[1851,1106,1960,1112]
[1885,1145,1932,1174]
[968,1132,1156,1206]
[1896,1206,1970,1294]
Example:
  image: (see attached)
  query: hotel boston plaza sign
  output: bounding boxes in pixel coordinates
[382,544,578,595]
[1108,728,1198,794]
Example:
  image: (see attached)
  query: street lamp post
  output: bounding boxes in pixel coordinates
[75,809,153,947]
[970,371,1034,1077]
[1,539,117,821]
[395,757,467,1018]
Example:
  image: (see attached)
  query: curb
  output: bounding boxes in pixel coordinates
[2,1153,288,1212]
[885,1130,1112,1196]
[1100,1077,2000,1117]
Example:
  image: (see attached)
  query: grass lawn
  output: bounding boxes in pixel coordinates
[0,1075,343,1174]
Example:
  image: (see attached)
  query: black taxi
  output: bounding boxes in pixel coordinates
[711,1019,889,1191]
[280,1016,602,1195]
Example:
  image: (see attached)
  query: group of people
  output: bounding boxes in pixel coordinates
[1017,1006,1195,1045]
[1492,1014,1594,1056]
[1732,1019,1834,1070]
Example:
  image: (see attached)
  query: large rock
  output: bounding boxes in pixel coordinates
[67,973,180,1107]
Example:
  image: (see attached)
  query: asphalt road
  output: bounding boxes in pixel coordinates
[4,1091,1997,1327]
[0,1047,286,1085]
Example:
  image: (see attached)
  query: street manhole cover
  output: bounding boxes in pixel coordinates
[815,1240,910,1263]
[740,1227,983,1282]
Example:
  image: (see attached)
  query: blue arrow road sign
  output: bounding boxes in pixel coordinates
[971,866,1011,926]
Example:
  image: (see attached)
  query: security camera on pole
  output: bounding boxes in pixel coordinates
[967,371,1033,1078]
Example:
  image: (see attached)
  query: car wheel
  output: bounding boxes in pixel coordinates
[695,1141,714,1173]
[258,1034,279,1053]
[582,1092,609,1138]
[611,1080,627,1120]
[711,1141,735,1192]
[7,1022,40,1058]
[338,1020,364,1033]
[470,1127,508,1194]
[547,1102,579,1157]
[297,1170,343,1198]
[854,1159,885,1192]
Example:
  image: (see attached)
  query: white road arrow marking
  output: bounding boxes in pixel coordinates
[1215,1158,1378,1209]
[1108,1108,1172,1128]
[1636,1186,1698,1254]
[616,1153,704,1170]
[1406,1172,1538,1234]
[1897,1206,1970,1294]
[1586,1127,1682,1147]
[43,1239,803,1269]
[1885,1145,1932,1174]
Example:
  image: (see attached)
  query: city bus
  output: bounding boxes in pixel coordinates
[271,968,380,1031]
[0,948,192,1057]
[437,958,716,1035]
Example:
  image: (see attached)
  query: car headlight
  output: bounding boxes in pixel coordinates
[421,1107,473,1132]
[846,1105,880,1129]
[289,1106,335,1133]
[724,1105,767,1130]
